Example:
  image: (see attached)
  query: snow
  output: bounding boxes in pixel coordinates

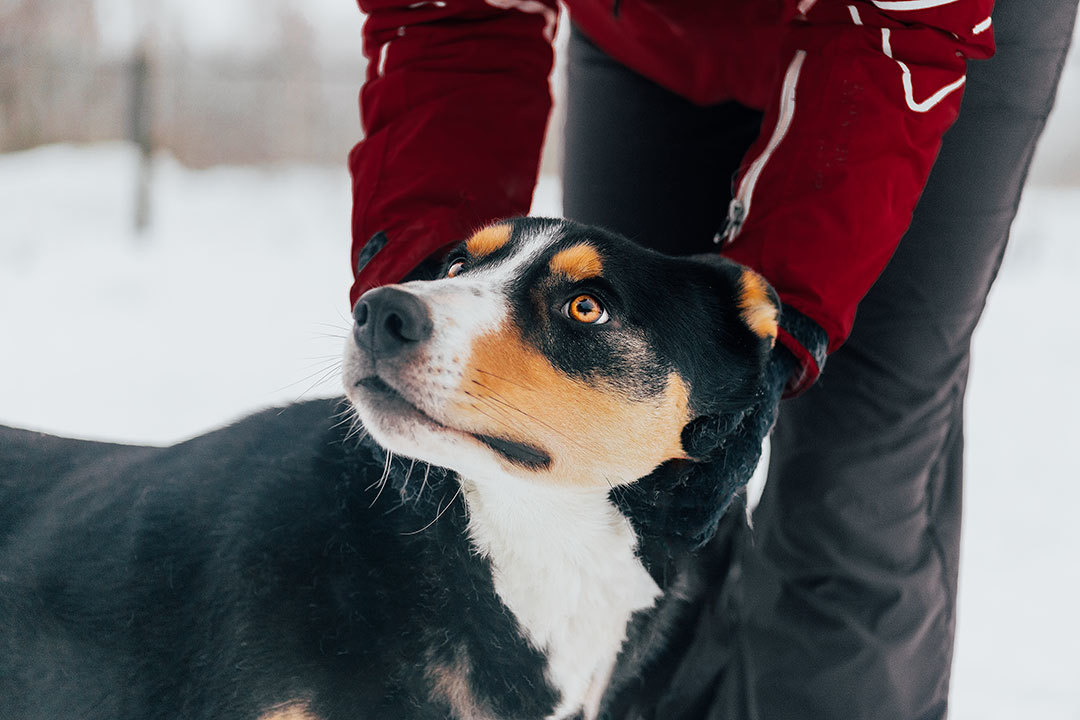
[91,0,367,62]
[1,143,1078,716]
[0,144,353,441]
[951,187,1080,719]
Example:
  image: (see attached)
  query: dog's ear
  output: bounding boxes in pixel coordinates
[696,254,779,346]
[687,253,779,349]
[735,267,779,348]
[660,253,779,426]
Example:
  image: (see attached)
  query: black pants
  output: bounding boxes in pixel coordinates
[562,4,1078,719]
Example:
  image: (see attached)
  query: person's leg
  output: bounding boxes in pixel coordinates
[724,4,1079,719]
[561,26,761,255]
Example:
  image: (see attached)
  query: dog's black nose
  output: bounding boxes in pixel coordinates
[353,286,433,358]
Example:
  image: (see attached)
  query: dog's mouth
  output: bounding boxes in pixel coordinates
[474,434,551,470]
[353,375,446,429]
[353,376,550,470]
[355,375,421,409]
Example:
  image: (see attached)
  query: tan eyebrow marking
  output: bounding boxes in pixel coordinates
[738,269,779,345]
[549,244,603,281]
[465,224,512,258]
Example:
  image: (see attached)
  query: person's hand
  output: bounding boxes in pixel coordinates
[611,346,792,555]
[611,305,827,553]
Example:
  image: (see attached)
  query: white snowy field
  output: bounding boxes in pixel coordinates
[0,143,1078,717]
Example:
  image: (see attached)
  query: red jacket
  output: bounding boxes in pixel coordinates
[348,0,994,390]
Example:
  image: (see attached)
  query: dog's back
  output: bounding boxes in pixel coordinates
[1,401,346,718]
[1,425,162,717]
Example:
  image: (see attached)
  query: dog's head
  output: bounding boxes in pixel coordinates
[344,217,778,489]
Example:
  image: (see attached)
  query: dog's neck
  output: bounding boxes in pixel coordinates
[459,474,661,720]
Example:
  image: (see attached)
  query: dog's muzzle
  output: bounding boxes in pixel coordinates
[352,286,433,360]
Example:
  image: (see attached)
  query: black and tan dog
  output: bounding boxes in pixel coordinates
[0,218,778,720]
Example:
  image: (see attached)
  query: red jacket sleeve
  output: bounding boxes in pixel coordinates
[348,0,557,307]
[721,0,994,391]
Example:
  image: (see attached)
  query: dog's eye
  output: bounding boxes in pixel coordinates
[446,260,465,278]
[563,294,609,324]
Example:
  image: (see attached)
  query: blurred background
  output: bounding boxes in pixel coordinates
[0,1,1078,717]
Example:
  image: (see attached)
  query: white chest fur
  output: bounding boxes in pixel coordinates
[461,476,661,720]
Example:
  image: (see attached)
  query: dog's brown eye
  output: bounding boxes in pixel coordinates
[447,260,465,278]
[564,294,609,324]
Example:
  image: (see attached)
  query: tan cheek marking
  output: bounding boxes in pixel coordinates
[739,269,779,345]
[465,223,512,258]
[456,327,691,487]
[258,701,319,720]
[549,244,603,281]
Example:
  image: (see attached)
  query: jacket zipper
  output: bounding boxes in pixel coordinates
[719,49,807,244]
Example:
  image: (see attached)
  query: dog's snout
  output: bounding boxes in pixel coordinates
[353,286,433,359]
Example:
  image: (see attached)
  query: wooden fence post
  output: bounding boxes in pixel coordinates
[130,43,152,235]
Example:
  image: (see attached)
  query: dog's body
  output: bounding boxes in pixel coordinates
[1,218,778,719]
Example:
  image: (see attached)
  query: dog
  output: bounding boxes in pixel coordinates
[0,217,778,720]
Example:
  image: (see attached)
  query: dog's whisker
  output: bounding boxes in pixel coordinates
[368,450,394,507]
[462,399,597,466]
[465,389,594,452]
[606,483,625,506]
[417,463,432,501]
[466,393,591,453]
[344,423,369,444]
[368,478,388,508]
[345,404,370,444]
[467,379,542,413]
[470,367,535,392]
[462,392,521,425]
[469,379,550,413]
[302,353,349,363]
[335,307,355,328]
[333,408,366,443]
[611,473,645,496]
[402,458,417,498]
[607,478,633,504]
[291,364,345,404]
[367,449,393,490]
[294,359,345,377]
[336,405,365,441]
[330,403,357,424]
[277,360,343,393]
[329,413,355,431]
[315,321,352,333]
[400,486,463,536]
[465,401,529,439]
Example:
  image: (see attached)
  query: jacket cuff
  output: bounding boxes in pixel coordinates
[776,304,828,396]
[350,227,457,308]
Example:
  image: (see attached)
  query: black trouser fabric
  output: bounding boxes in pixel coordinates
[562,4,1078,718]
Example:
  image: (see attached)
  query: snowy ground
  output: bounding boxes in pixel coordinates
[1,143,1078,717]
